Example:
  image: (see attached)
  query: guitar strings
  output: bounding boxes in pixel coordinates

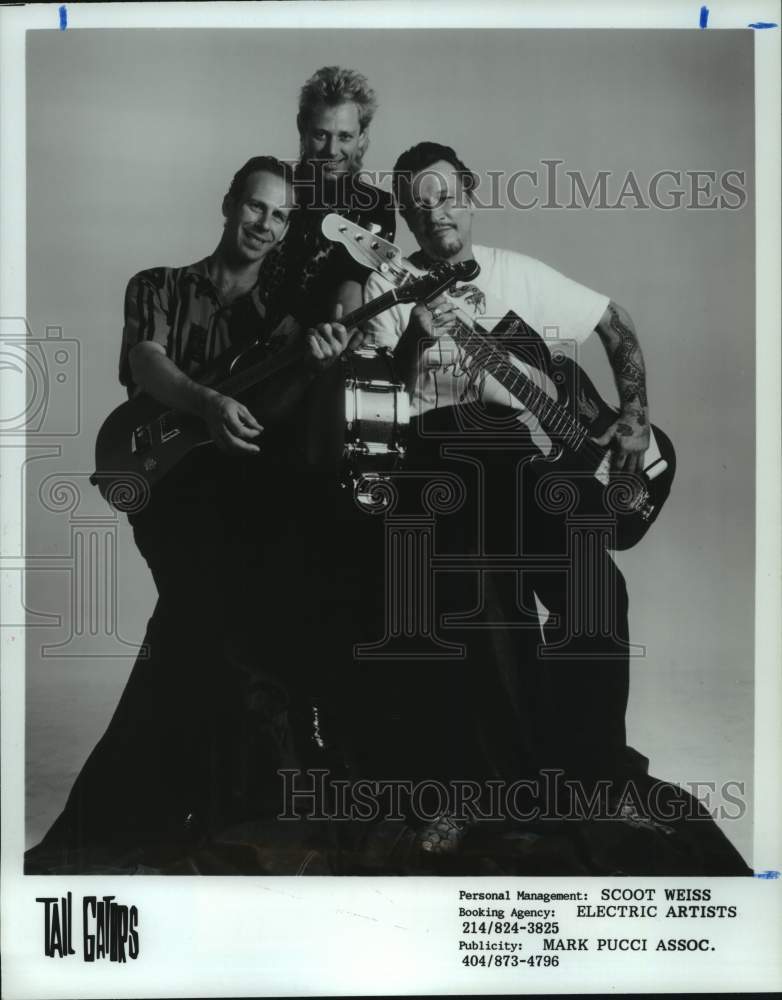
[358,248,617,472]
[444,309,612,469]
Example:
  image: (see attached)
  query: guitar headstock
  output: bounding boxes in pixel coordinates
[395,260,481,304]
[321,213,403,277]
[321,213,481,302]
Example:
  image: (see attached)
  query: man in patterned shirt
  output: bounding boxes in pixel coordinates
[29,156,354,863]
[119,154,351,593]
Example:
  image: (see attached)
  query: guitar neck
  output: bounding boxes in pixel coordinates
[450,315,589,450]
[212,288,404,399]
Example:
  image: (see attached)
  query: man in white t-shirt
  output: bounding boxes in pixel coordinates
[360,142,652,852]
[363,145,648,464]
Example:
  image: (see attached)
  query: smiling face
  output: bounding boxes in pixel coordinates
[399,159,474,262]
[299,101,368,178]
[222,170,292,265]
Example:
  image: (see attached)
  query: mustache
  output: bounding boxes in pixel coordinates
[302,153,364,169]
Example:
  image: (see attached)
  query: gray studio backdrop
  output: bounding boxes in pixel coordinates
[24,29,755,860]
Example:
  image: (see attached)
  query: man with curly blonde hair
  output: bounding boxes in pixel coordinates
[297,65,378,176]
[261,65,394,326]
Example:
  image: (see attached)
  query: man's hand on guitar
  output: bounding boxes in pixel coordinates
[200,391,264,455]
[303,303,355,372]
[408,293,456,345]
[392,293,456,388]
[593,407,650,476]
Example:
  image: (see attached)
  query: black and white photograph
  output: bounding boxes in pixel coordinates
[1,1,780,996]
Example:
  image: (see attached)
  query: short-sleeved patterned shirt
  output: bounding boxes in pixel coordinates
[119,257,273,397]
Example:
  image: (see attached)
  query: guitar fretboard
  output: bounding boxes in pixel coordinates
[449,313,590,451]
[213,289,401,399]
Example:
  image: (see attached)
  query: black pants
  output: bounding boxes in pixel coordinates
[36,450,301,853]
[349,406,634,806]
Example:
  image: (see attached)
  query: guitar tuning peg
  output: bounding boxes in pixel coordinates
[367,223,382,235]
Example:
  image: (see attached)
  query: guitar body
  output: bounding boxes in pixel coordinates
[90,342,272,510]
[91,395,209,509]
[404,352,675,552]
[517,354,676,550]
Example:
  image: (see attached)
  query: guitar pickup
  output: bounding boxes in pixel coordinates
[159,412,181,443]
[131,425,152,454]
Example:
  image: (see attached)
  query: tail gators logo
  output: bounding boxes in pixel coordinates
[36,893,140,962]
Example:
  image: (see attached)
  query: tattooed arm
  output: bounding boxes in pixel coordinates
[593,301,650,475]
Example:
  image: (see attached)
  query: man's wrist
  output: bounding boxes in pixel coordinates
[619,402,648,418]
[193,385,219,418]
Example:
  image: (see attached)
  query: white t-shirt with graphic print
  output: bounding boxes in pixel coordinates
[361,244,609,417]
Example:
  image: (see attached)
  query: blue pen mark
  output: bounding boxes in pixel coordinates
[59,5,67,30]
[699,6,709,28]
[748,21,778,28]
[753,870,780,879]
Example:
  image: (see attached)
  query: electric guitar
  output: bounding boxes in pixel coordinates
[90,260,479,511]
[323,214,676,549]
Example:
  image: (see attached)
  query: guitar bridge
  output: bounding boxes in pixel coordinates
[632,488,655,522]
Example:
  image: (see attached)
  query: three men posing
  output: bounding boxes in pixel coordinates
[32,66,657,869]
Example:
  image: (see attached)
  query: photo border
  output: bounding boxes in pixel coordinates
[1,2,779,997]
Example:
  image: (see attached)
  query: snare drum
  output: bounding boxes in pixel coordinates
[343,347,409,471]
[302,347,409,488]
